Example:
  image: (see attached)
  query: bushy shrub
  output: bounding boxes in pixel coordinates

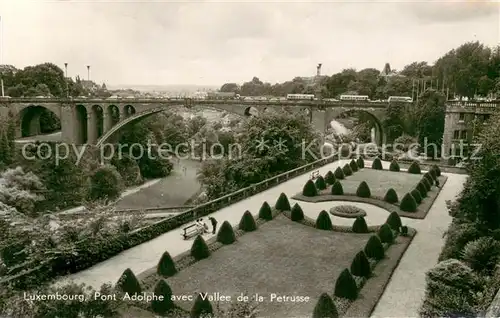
[191,293,214,318]
[334,269,358,300]
[364,235,385,260]
[239,210,257,231]
[312,293,338,318]
[400,193,417,212]
[432,164,441,177]
[343,164,353,176]
[334,167,344,179]
[378,224,395,244]
[350,251,371,277]
[384,188,399,203]
[439,221,482,261]
[372,158,383,170]
[138,149,173,178]
[462,237,500,273]
[357,157,365,168]
[324,171,336,184]
[408,161,421,174]
[151,280,174,314]
[316,210,333,230]
[217,221,236,245]
[419,259,480,318]
[411,188,422,204]
[352,217,369,233]
[110,154,143,187]
[356,181,371,198]
[331,181,344,195]
[88,165,124,201]
[350,159,359,172]
[190,235,211,260]
[157,251,177,277]
[302,180,318,197]
[275,192,291,211]
[258,201,273,220]
[291,203,304,221]
[416,182,428,198]
[389,160,400,172]
[116,268,142,294]
[386,212,402,231]
[315,176,327,190]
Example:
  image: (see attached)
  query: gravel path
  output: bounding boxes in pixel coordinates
[54,159,466,318]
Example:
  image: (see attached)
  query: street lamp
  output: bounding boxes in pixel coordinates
[87,65,90,81]
[64,63,68,98]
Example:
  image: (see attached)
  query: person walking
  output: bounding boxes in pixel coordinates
[209,217,218,234]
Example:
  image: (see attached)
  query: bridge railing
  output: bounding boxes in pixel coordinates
[0,153,343,289]
[446,101,500,108]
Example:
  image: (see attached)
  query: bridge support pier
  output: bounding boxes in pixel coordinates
[310,110,327,134]
[87,113,98,145]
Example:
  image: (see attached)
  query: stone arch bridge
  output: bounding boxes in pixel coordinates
[0,98,392,146]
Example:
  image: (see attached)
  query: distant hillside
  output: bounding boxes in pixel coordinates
[107,84,219,93]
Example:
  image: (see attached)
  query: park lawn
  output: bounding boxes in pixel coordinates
[328,168,422,199]
[164,215,371,317]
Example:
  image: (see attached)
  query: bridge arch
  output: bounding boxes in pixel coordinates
[107,105,120,125]
[326,108,385,146]
[19,105,61,137]
[244,106,259,116]
[91,105,104,139]
[123,105,136,118]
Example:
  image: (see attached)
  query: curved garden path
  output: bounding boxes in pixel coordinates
[55,159,466,318]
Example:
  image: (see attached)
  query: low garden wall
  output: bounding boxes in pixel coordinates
[1,155,342,289]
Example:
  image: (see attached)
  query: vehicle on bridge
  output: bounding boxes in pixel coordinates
[207,92,240,100]
[388,96,413,103]
[287,94,315,100]
[339,95,369,101]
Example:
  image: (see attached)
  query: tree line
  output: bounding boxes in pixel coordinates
[220,41,499,100]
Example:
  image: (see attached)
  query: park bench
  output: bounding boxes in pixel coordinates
[182,223,202,240]
[310,170,320,180]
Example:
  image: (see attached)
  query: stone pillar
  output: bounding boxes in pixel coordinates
[103,113,112,134]
[60,104,78,144]
[87,112,97,145]
[310,109,327,134]
[442,110,458,158]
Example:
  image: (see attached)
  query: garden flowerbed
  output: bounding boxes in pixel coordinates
[330,205,367,218]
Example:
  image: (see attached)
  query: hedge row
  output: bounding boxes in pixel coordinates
[399,165,441,213]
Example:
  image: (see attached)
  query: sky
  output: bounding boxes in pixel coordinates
[0,0,498,86]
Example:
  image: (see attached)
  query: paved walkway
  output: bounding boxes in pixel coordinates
[55,160,466,318]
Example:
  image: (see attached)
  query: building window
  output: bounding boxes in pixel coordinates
[460,130,468,139]
[453,130,460,139]
[459,113,465,121]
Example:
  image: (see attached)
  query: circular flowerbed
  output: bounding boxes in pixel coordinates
[329,205,367,218]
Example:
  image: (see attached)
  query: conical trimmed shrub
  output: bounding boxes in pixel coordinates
[364,235,385,260]
[356,181,371,198]
[350,251,371,277]
[422,178,432,191]
[259,201,273,220]
[386,212,402,231]
[239,210,257,231]
[350,159,359,172]
[372,158,383,170]
[357,157,365,168]
[334,269,358,300]
[429,168,437,180]
[331,181,344,195]
[217,221,236,245]
[324,171,336,184]
[343,164,353,176]
[190,235,211,260]
[352,216,369,233]
[416,182,428,198]
[315,176,327,190]
[334,167,345,179]
[411,189,422,204]
[275,192,291,211]
[400,193,417,212]
[384,188,398,203]
[424,172,433,184]
[190,293,213,318]
[389,160,400,172]
[378,224,395,244]
[151,280,174,314]
[291,203,304,222]
[312,293,338,318]
[408,161,421,174]
[316,210,333,230]
[432,164,441,176]
[116,268,142,294]
[303,180,318,197]
[157,251,177,277]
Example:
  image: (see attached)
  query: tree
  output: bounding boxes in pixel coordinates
[383,102,407,142]
[220,83,240,93]
[415,89,446,158]
[88,165,123,202]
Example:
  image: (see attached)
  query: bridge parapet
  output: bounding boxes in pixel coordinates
[446,101,500,109]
